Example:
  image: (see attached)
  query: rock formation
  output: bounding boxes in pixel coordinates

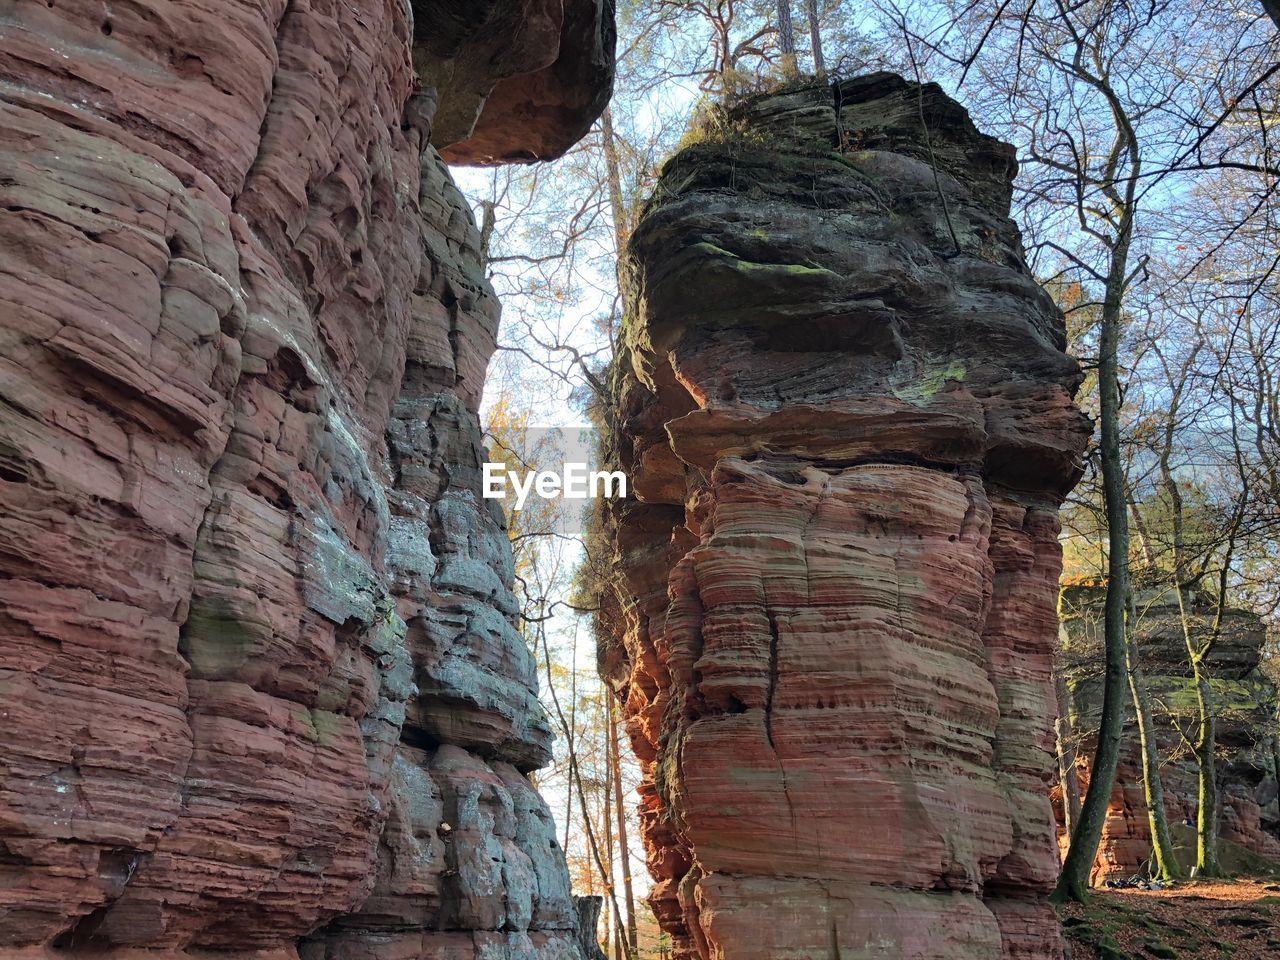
[0,1,613,957]
[1058,581,1280,880]
[598,74,1090,960]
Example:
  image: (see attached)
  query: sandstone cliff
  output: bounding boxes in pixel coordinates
[598,74,1090,960]
[1058,582,1280,880]
[0,2,613,957]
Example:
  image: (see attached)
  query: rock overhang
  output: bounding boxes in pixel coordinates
[415,0,617,164]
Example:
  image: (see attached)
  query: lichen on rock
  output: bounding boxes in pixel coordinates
[597,73,1091,960]
[0,2,613,957]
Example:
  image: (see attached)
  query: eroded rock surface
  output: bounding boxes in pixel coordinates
[599,74,1089,960]
[1058,582,1280,880]
[0,1,611,956]
[424,0,617,165]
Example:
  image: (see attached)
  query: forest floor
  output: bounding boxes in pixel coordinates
[1059,879,1280,959]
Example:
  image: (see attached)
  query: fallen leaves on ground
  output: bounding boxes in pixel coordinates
[1060,880,1280,959]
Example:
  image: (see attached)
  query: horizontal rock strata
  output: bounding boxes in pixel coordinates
[1058,582,1280,880]
[599,73,1090,960]
[0,1,612,957]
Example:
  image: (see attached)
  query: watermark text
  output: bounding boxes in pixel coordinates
[482,462,627,510]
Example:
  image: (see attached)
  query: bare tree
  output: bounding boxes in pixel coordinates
[883,0,1280,898]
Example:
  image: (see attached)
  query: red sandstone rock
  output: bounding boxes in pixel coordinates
[0,1,612,956]
[418,0,617,165]
[598,74,1089,960]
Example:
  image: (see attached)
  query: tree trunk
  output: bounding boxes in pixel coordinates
[1188,644,1221,876]
[479,199,497,266]
[608,691,639,955]
[804,0,825,75]
[600,105,629,257]
[1123,612,1184,881]
[565,631,578,852]
[1052,229,1133,904]
[1054,666,1083,839]
[600,697,618,960]
[775,1,798,77]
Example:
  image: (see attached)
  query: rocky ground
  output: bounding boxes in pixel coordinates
[1060,880,1280,959]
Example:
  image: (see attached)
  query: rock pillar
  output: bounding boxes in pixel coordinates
[600,74,1090,960]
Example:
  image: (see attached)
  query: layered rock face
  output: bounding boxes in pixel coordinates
[1058,583,1280,879]
[599,74,1089,960]
[0,2,612,957]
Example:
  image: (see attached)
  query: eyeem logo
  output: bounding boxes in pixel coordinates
[483,462,627,511]
[478,427,627,531]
